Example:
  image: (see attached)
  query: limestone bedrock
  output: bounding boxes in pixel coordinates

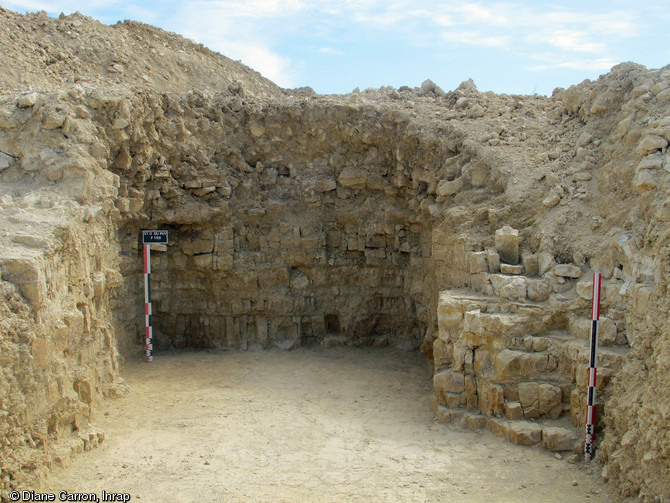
[0,7,670,502]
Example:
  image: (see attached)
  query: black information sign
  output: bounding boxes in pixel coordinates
[142,230,169,244]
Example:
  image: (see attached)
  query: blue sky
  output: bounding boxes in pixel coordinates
[3,0,669,95]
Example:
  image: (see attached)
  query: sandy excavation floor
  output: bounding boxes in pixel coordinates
[46,348,615,502]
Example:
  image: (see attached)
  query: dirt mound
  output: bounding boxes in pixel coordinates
[0,8,283,99]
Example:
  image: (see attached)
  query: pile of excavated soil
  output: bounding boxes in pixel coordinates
[0,8,283,99]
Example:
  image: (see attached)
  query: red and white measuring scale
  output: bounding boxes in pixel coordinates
[584,272,602,461]
[143,243,153,362]
[142,230,168,363]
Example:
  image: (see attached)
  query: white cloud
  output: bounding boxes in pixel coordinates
[167,0,648,86]
[4,0,121,12]
[172,2,297,87]
[432,13,454,27]
[353,10,405,26]
[2,0,55,10]
[7,0,654,89]
[197,0,305,18]
[589,13,638,38]
[121,4,161,24]
[319,47,344,55]
[232,43,294,87]
[512,8,639,75]
[537,29,607,54]
[301,2,639,60]
[526,56,619,72]
[450,3,511,26]
[442,30,510,48]
[349,1,421,27]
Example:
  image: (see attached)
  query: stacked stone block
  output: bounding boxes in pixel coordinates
[431,226,630,452]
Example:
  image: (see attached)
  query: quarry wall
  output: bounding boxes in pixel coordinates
[0,198,123,489]
[109,96,462,354]
[0,9,669,500]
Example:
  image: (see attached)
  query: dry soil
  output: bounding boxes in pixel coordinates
[46,348,613,502]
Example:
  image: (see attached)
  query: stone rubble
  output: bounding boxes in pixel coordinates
[0,7,669,502]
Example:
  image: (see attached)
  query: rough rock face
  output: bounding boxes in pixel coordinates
[0,8,669,501]
[0,191,124,489]
[110,96,456,354]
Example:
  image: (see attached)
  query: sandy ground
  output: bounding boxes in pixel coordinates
[46,348,614,502]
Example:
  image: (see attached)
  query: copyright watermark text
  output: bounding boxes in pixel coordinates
[8,491,130,503]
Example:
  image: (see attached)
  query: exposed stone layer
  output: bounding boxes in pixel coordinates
[0,8,669,501]
[0,197,124,491]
